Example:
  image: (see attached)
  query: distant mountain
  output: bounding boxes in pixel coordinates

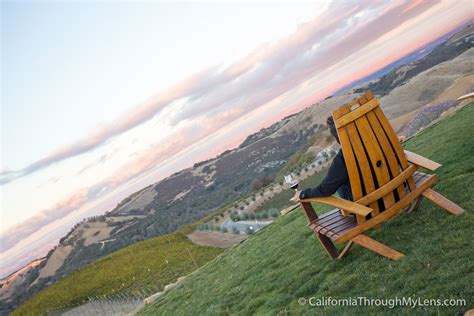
[3,24,473,315]
[355,24,474,96]
[334,22,473,95]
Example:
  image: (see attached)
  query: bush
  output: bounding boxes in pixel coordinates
[222,227,228,233]
[232,227,240,235]
[214,226,221,232]
[270,208,279,218]
[245,226,255,235]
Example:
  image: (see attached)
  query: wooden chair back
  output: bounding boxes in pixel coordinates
[331,91,416,223]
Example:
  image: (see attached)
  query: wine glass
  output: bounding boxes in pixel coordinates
[284,173,299,191]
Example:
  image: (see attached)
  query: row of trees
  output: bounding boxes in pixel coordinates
[197,223,240,235]
[229,209,279,222]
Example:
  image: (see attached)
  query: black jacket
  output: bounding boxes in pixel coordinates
[299,149,352,201]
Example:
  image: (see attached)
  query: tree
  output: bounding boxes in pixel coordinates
[261,175,273,186]
[251,179,263,191]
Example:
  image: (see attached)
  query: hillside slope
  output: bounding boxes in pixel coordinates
[11,231,222,316]
[140,104,474,315]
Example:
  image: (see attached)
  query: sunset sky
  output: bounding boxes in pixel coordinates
[1,0,472,277]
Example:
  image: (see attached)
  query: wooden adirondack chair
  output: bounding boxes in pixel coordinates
[299,90,465,260]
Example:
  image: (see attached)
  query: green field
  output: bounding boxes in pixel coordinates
[12,232,223,316]
[140,104,474,315]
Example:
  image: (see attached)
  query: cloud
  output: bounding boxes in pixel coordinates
[0,1,378,186]
[0,189,88,252]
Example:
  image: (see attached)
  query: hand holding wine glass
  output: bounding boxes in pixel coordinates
[285,174,300,203]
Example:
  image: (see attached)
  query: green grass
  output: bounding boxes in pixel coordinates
[140,104,474,315]
[12,232,223,316]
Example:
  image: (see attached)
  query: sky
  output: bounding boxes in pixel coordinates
[1,0,473,277]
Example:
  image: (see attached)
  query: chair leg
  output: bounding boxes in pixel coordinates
[315,232,339,259]
[422,188,465,215]
[351,234,405,260]
[337,241,354,259]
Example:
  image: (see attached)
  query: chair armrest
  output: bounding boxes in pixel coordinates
[300,196,373,217]
[280,205,300,215]
[404,150,441,171]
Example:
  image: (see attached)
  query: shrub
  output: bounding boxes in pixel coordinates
[232,227,240,235]
[222,227,228,233]
[270,208,279,218]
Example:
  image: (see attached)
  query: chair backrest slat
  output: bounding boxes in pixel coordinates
[372,106,415,191]
[332,91,415,220]
[365,111,407,200]
[353,115,396,210]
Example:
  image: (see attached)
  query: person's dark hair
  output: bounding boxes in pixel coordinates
[326,116,339,143]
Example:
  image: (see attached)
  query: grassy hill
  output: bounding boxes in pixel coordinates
[11,232,222,316]
[140,104,474,315]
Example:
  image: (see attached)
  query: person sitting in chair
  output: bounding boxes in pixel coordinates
[291,116,352,203]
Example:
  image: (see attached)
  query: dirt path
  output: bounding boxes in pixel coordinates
[187,231,247,248]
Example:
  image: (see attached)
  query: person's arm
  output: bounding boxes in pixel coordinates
[299,150,348,200]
